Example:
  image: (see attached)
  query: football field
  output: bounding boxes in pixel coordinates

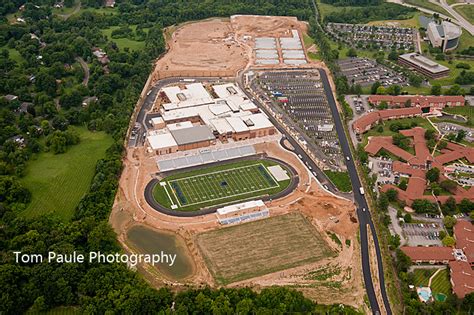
[153,159,292,211]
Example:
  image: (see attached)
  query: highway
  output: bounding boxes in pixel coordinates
[318,69,392,315]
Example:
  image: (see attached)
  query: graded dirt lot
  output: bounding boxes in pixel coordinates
[197,212,335,285]
[153,18,248,79]
[231,15,307,38]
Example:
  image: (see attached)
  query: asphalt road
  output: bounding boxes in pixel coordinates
[132,71,390,314]
[318,69,392,315]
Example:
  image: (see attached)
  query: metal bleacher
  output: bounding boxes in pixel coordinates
[157,145,256,172]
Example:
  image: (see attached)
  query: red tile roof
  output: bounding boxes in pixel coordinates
[454,220,474,265]
[401,246,454,262]
[352,107,422,134]
[449,261,474,298]
[368,95,465,108]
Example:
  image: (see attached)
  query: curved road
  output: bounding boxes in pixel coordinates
[132,72,390,314]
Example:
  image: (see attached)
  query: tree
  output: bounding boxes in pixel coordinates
[440,179,457,192]
[388,50,398,61]
[456,130,466,142]
[412,199,438,214]
[403,213,412,223]
[377,100,388,109]
[346,48,357,57]
[424,129,436,140]
[376,86,386,95]
[386,188,398,202]
[426,167,440,182]
[442,235,455,247]
[378,193,389,212]
[371,81,382,94]
[399,179,408,190]
[443,215,457,229]
[431,84,442,96]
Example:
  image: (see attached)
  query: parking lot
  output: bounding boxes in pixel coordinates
[337,58,408,87]
[402,222,443,246]
[327,23,416,51]
[257,70,343,164]
[368,156,398,186]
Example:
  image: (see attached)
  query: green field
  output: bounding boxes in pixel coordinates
[154,159,292,211]
[430,269,452,297]
[20,127,113,221]
[324,170,352,192]
[197,213,335,284]
[413,268,452,300]
[404,0,453,18]
[443,106,474,124]
[454,5,474,24]
[367,12,424,28]
[101,25,147,51]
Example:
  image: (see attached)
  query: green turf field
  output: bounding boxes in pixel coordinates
[20,127,113,221]
[154,159,292,211]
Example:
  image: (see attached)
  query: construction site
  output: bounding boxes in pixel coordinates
[110,15,367,310]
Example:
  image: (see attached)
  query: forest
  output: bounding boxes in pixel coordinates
[0,0,362,313]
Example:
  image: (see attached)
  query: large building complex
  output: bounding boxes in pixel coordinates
[398,53,450,79]
[427,21,462,52]
[368,95,465,112]
[147,83,276,155]
[352,107,422,134]
[401,220,474,298]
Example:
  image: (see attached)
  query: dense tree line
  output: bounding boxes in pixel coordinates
[321,0,381,6]
[0,1,366,314]
[324,3,415,24]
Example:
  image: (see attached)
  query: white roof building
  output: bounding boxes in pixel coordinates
[217,200,266,216]
[147,132,178,150]
[167,121,193,131]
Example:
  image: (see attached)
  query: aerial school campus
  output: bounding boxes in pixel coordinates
[110,4,474,314]
[114,15,368,310]
[110,5,474,313]
[3,0,474,313]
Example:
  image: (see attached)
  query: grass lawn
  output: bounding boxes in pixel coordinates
[413,268,452,300]
[413,268,437,287]
[101,25,147,51]
[428,59,474,86]
[324,170,352,192]
[362,117,437,147]
[154,159,291,211]
[1,46,24,64]
[405,0,453,18]
[367,12,424,28]
[454,5,474,24]
[20,127,113,221]
[430,269,452,297]
[457,32,474,52]
[317,1,364,19]
[197,212,335,285]
[303,33,315,48]
[443,106,474,124]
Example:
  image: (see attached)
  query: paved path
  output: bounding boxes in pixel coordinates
[75,57,89,86]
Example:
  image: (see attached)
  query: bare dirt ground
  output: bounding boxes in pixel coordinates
[113,14,364,310]
[110,140,365,309]
[152,18,248,80]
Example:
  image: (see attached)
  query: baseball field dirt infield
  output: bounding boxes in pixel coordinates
[197,212,335,285]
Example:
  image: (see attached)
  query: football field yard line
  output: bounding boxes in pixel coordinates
[167,163,281,207]
[162,184,176,207]
[168,182,183,207]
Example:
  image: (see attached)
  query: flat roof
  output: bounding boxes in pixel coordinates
[399,53,449,74]
[167,121,193,131]
[170,125,215,145]
[226,117,249,133]
[217,199,265,216]
[209,118,234,134]
[147,132,177,150]
[243,113,273,130]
